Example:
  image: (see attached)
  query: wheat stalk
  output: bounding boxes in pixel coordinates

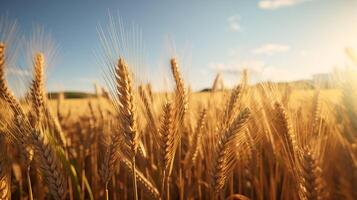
[0,135,10,200]
[121,157,161,200]
[26,52,68,200]
[115,58,139,200]
[170,58,187,200]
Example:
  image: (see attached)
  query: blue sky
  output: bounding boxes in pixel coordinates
[1,0,357,92]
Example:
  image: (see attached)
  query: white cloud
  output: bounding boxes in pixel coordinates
[252,43,290,56]
[228,15,241,32]
[258,0,311,10]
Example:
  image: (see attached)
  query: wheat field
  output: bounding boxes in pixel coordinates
[1,19,357,200]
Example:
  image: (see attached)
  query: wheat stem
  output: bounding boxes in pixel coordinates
[26,166,33,200]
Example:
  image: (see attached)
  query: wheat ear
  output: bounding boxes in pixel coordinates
[158,102,177,175]
[29,127,67,200]
[0,43,27,118]
[298,146,329,200]
[1,44,28,122]
[311,90,322,134]
[184,108,207,168]
[212,108,250,193]
[273,102,298,171]
[30,53,46,126]
[138,85,159,144]
[115,58,138,155]
[100,132,122,185]
[222,85,244,129]
[170,58,187,125]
